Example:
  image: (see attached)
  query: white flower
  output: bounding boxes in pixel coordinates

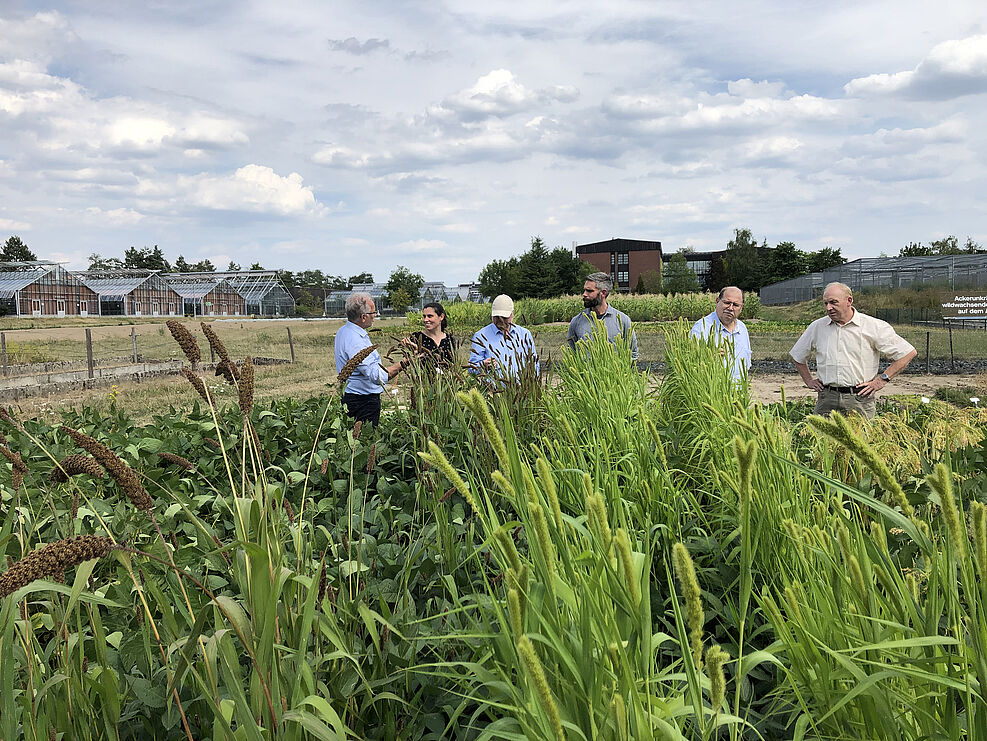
[921,397,930,404]
[391,389,400,395]
[971,397,981,406]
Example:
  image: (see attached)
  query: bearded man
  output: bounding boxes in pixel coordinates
[566,272,638,362]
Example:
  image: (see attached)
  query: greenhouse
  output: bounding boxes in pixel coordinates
[206,270,295,316]
[761,254,987,305]
[163,274,246,316]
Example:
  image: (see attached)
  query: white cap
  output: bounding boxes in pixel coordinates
[491,294,514,317]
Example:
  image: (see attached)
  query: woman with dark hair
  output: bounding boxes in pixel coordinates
[407,302,455,367]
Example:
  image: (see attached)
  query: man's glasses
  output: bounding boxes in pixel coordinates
[363,311,379,317]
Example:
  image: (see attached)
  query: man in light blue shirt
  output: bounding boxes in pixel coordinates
[335,293,406,425]
[567,272,638,363]
[469,294,539,383]
[689,286,751,382]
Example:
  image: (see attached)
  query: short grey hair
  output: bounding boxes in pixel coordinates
[345,292,373,321]
[586,271,613,294]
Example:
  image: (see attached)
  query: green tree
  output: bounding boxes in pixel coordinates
[388,287,414,313]
[477,258,521,298]
[766,241,808,284]
[663,251,701,293]
[385,265,424,308]
[87,253,125,270]
[174,255,193,272]
[250,262,264,270]
[706,254,728,292]
[724,228,767,291]
[963,237,985,253]
[806,247,847,272]
[1,235,37,262]
[633,269,663,294]
[227,261,241,271]
[348,272,374,287]
[478,237,590,298]
[900,241,933,257]
[124,245,171,271]
[191,259,215,272]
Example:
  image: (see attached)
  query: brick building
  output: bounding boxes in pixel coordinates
[0,261,100,317]
[163,274,246,316]
[575,238,663,292]
[75,270,184,317]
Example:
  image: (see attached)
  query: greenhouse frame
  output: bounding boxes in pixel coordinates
[0,261,100,317]
[760,255,987,305]
[174,271,295,316]
[163,274,247,316]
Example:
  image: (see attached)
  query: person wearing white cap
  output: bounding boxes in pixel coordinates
[468,294,539,381]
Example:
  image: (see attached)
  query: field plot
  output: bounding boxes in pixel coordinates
[1,325,986,740]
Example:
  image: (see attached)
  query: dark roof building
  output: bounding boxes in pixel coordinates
[576,238,663,292]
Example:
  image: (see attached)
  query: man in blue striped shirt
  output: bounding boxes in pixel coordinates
[689,286,751,382]
[335,293,407,425]
[469,295,539,383]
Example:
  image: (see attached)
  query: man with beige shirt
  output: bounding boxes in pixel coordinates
[790,282,917,419]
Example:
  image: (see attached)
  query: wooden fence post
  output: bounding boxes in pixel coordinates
[1,332,6,377]
[85,329,94,379]
[131,327,138,363]
[925,331,930,374]
[286,327,296,363]
[948,325,954,373]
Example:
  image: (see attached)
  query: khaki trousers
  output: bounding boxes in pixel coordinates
[814,387,877,419]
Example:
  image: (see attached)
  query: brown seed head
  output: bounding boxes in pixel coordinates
[319,457,328,475]
[204,437,221,449]
[337,345,378,389]
[352,420,363,440]
[0,407,26,434]
[0,444,28,473]
[71,490,79,520]
[61,426,153,512]
[181,368,211,404]
[166,320,201,368]
[200,323,231,364]
[157,452,195,471]
[214,359,240,385]
[238,357,254,416]
[366,443,377,473]
[50,454,103,484]
[0,536,119,598]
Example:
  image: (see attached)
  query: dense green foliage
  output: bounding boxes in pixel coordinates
[477,237,593,299]
[0,322,985,739]
[1,235,37,262]
[409,292,763,328]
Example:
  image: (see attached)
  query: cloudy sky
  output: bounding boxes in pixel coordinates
[1,2,986,283]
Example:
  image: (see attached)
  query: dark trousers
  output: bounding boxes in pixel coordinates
[342,393,382,425]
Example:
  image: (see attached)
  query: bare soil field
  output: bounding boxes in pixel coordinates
[748,371,982,404]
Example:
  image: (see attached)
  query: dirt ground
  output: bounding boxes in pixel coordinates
[749,371,982,404]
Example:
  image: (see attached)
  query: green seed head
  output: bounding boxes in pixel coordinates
[517,636,565,741]
[615,529,641,609]
[705,644,729,712]
[672,542,704,665]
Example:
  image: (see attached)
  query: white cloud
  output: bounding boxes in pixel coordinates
[397,238,448,253]
[137,165,327,216]
[83,206,146,226]
[0,217,31,231]
[845,34,987,99]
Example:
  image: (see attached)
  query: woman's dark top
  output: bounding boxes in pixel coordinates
[410,331,455,366]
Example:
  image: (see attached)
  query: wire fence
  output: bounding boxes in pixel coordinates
[0,320,984,388]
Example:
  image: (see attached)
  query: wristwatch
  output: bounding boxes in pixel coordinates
[880,372,890,382]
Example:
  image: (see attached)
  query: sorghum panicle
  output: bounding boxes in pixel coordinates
[181,368,210,404]
[166,320,201,368]
[0,536,119,598]
[200,322,231,364]
[157,452,194,471]
[50,454,103,484]
[238,357,254,416]
[61,426,153,511]
[337,345,378,388]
